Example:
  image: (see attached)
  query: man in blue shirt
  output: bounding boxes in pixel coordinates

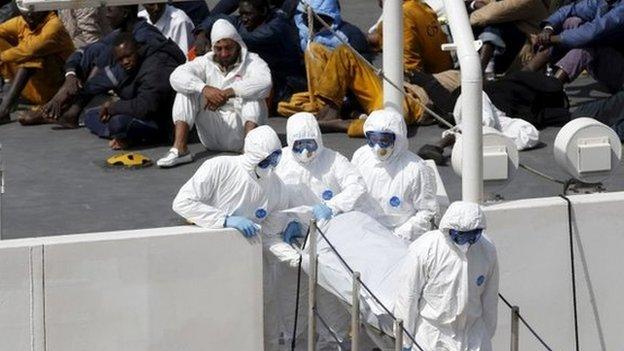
[525,0,624,92]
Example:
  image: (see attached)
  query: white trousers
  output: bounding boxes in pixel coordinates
[172,91,268,152]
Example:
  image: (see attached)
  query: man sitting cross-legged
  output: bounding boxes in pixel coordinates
[277,0,452,137]
[157,19,272,168]
[0,7,74,124]
[82,33,179,150]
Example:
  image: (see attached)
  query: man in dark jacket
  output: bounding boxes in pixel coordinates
[526,0,624,92]
[171,1,210,27]
[211,0,299,17]
[63,6,175,96]
[237,0,305,108]
[83,33,178,149]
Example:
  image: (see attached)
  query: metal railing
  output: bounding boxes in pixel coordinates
[303,218,556,351]
[306,219,423,350]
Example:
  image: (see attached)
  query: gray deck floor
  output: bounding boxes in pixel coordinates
[0,1,622,239]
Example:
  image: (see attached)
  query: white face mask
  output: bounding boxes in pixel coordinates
[373,144,394,161]
[254,165,273,179]
[294,148,316,164]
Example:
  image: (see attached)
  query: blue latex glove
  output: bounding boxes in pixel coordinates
[402,347,412,351]
[312,204,333,220]
[225,216,258,238]
[282,221,302,244]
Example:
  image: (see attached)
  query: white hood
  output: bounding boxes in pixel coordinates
[209,19,248,67]
[363,109,408,165]
[438,201,487,233]
[286,112,324,157]
[239,126,282,173]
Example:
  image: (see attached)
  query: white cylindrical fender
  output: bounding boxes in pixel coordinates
[554,117,622,183]
[452,127,519,194]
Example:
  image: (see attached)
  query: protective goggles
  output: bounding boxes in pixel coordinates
[257,150,282,169]
[449,228,483,245]
[292,139,318,153]
[365,131,396,148]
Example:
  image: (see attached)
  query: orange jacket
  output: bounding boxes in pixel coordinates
[0,12,75,67]
[377,0,453,74]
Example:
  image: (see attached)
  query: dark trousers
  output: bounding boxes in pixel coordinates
[84,108,160,142]
[572,91,624,141]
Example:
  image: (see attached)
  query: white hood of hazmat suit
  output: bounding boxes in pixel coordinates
[352,109,439,242]
[275,112,367,217]
[394,201,499,351]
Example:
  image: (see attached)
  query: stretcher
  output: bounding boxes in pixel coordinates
[297,211,414,348]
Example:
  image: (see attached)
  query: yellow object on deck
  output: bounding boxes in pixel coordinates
[106,153,153,168]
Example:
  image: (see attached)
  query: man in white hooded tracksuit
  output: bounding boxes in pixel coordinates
[172,125,292,238]
[158,18,272,167]
[275,112,368,228]
[394,201,499,351]
[352,109,438,242]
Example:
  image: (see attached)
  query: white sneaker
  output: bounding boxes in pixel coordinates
[157,148,193,168]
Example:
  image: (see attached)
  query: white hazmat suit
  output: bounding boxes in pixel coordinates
[352,109,439,242]
[394,201,499,351]
[448,92,540,151]
[169,19,272,152]
[172,125,289,235]
[269,112,370,348]
[275,112,368,215]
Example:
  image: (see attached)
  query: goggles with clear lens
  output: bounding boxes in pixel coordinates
[449,228,483,245]
[257,150,282,169]
[365,131,396,149]
[292,139,318,153]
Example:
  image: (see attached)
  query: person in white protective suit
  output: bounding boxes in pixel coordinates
[352,109,439,242]
[275,112,368,234]
[418,91,540,165]
[394,201,499,351]
[158,18,272,168]
[172,125,295,239]
[173,125,306,350]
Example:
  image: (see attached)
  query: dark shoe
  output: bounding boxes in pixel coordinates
[418,144,445,165]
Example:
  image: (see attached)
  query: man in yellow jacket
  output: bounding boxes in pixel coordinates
[0,8,75,124]
[277,0,452,137]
